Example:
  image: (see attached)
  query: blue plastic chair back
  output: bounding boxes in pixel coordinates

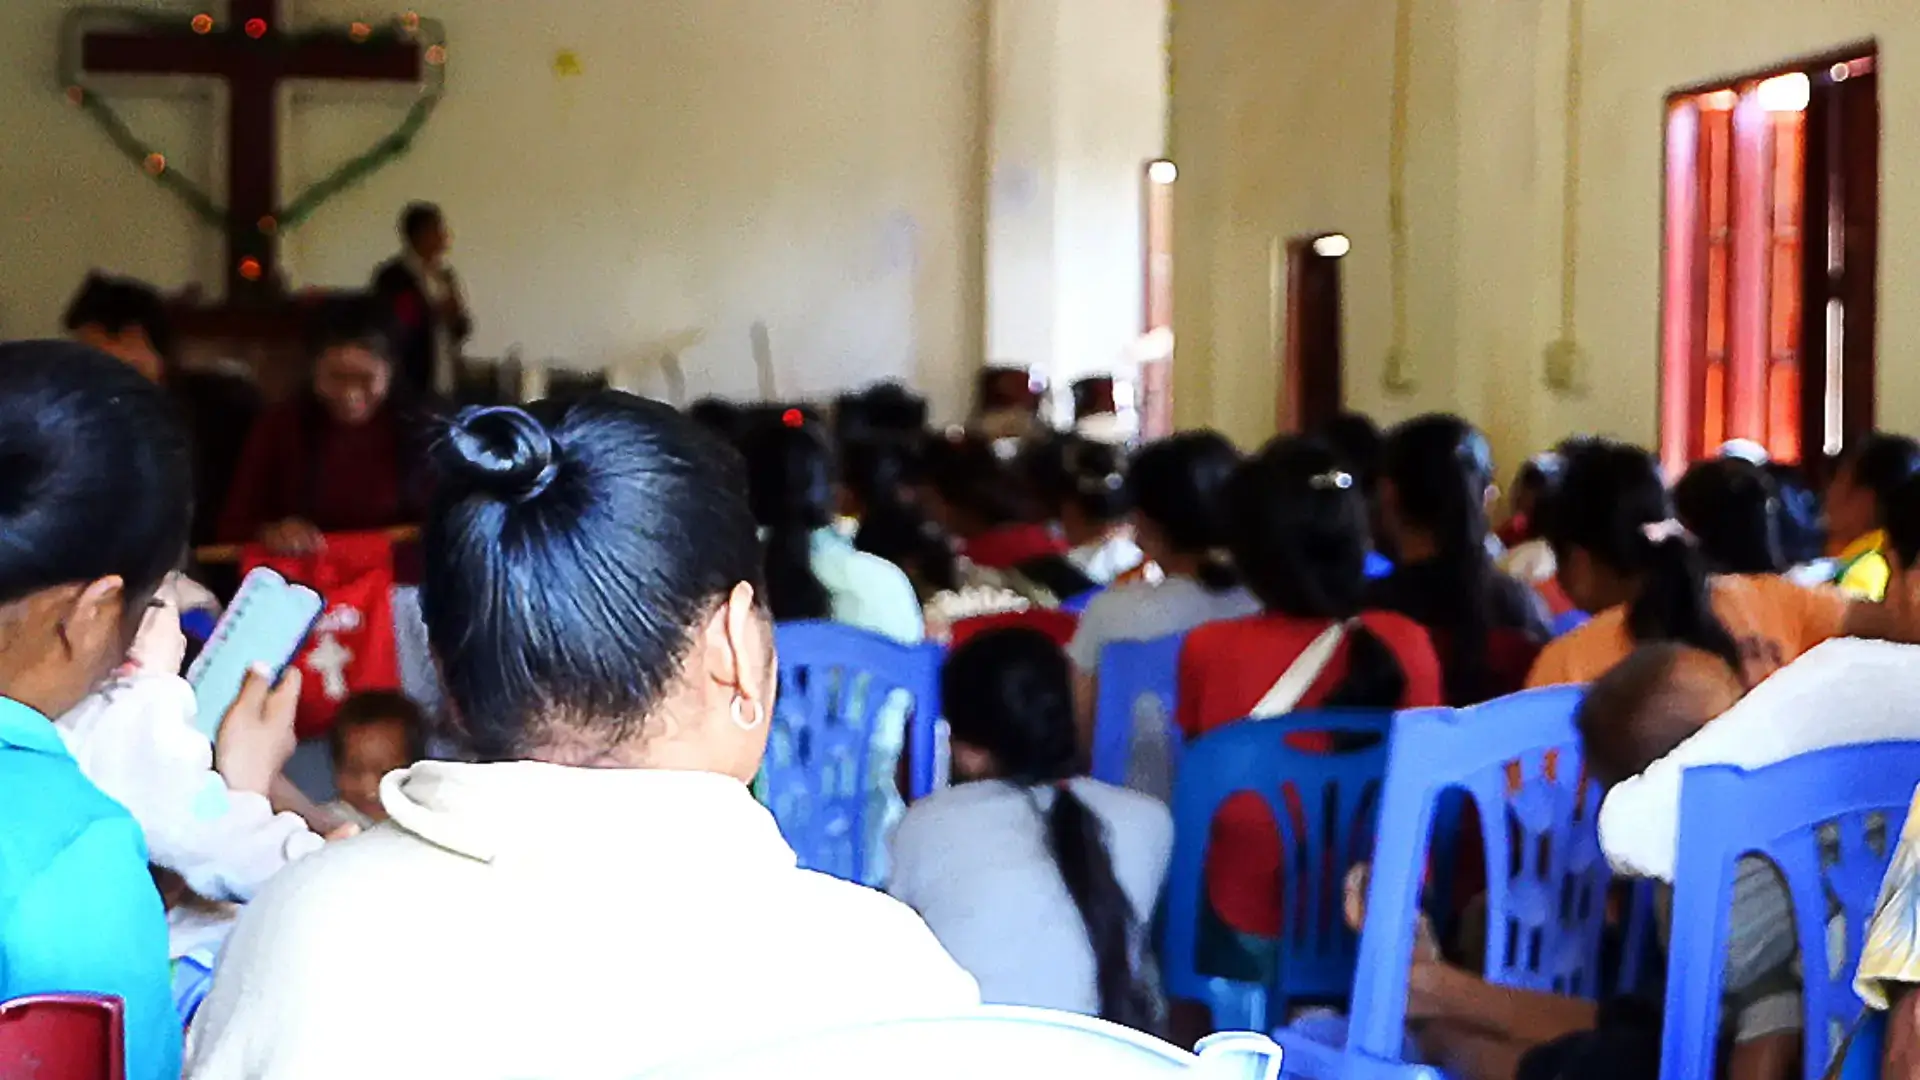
[1364,552,1394,580]
[1549,610,1590,638]
[766,621,943,882]
[1061,587,1102,616]
[1661,743,1920,1080]
[1091,632,1186,788]
[1161,712,1393,1030]
[1276,687,1604,1080]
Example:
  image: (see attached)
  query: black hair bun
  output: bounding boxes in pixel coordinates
[438,405,560,505]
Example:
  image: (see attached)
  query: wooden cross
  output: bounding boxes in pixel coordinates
[81,0,423,301]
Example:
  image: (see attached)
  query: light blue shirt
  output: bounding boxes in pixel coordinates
[809,529,925,645]
[0,697,179,1080]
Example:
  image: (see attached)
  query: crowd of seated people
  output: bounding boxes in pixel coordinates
[23,313,1920,1079]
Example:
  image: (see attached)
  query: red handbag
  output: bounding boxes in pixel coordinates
[242,531,402,739]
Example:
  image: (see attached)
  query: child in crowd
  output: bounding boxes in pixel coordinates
[1026,435,1144,586]
[1401,644,1803,1080]
[1822,433,1920,600]
[889,629,1171,1029]
[57,577,326,912]
[324,691,429,829]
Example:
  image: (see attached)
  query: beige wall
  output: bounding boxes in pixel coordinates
[1171,0,1914,469]
[1,0,989,415]
[985,0,1167,406]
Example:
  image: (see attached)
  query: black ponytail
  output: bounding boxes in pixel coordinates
[1542,440,1744,677]
[1226,438,1408,707]
[942,629,1155,1030]
[1378,415,1502,704]
[741,421,834,621]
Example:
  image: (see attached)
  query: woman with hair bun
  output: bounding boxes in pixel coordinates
[187,393,976,1079]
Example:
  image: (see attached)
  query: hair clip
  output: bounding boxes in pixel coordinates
[780,408,806,428]
[1309,469,1354,491]
[1641,519,1692,545]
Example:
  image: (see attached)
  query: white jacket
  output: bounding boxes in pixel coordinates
[56,674,324,906]
[185,762,979,1079]
[1599,639,1920,882]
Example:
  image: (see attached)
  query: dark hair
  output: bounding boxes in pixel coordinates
[855,503,960,594]
[741,422,835,621]
[941,629,1154,1030]
[1672,458,1785,575]
[836,382,929,442]
[328,690,429,764]
[1225,438,1407,707]
[1540,440,1743,676]
[686,397,745,445]
[62,273,175,369]
[304,293,397,366]
[422,395,763,760]
[400,202,444,243]
[1841,433,1920,529]
[1378,415,1501,704]
[1126,432,1242,592]
[1026,436,1130,527]
[1317,412,1383,493]
[923,435,1040,531]
[1886,472,1920,568]
[1575,643,1740,788]
[1511,453,1565,518]
[0,341,192,611]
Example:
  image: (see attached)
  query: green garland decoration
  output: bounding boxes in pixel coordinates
[58,7,447,240]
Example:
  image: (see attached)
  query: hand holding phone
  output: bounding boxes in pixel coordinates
[186,567,324,741]
[214,665,301,798]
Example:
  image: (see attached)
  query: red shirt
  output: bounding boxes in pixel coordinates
[218,401,421,577]
[960,523,1067,570]
[1177,611,1444,936]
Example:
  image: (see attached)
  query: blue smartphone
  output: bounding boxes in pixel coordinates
[185,567,325,740]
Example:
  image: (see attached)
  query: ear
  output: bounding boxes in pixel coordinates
[704,582,774,715]
[60,575,130,662]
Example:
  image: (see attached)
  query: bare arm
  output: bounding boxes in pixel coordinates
[1409,961,1597,1047]
[1888,986,1920,1080]
[1073,669,1098,760]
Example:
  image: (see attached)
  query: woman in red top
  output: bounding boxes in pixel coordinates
[919,434,1067,570]
[218,296,425,558]
[1175,438,1442,982]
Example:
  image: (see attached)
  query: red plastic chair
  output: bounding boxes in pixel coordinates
[0,994,125,1080]
[949,608,1079,649]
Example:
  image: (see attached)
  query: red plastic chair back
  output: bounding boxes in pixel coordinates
[0,994,125,1080]
[949,608,1079,649]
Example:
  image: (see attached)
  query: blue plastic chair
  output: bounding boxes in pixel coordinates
[765,622,943,882]
[1161,712,1394,1032]
[1549,610,1590,638]
[1091,632,1186,788]
[1661,743,1920,1080]
[1275,686,1606,1080]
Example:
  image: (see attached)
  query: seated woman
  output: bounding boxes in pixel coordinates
[185,395,977,1079]
[1527,440,1848,689]
[889,629,1172,1028]
[1821,432,1920,600]
[1369,415,1548,704]
[1067,432,1262,753]
[1174,438,1442,989]
[0,342,189,1080]
[217,295,425,558]
[742,419,923,642]
[741,418,925,885]
[1672,457,1787,576]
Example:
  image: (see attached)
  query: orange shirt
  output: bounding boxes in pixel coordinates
[1526,574,1849,689]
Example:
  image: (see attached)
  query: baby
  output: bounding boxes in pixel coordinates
[324,691,428,829]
